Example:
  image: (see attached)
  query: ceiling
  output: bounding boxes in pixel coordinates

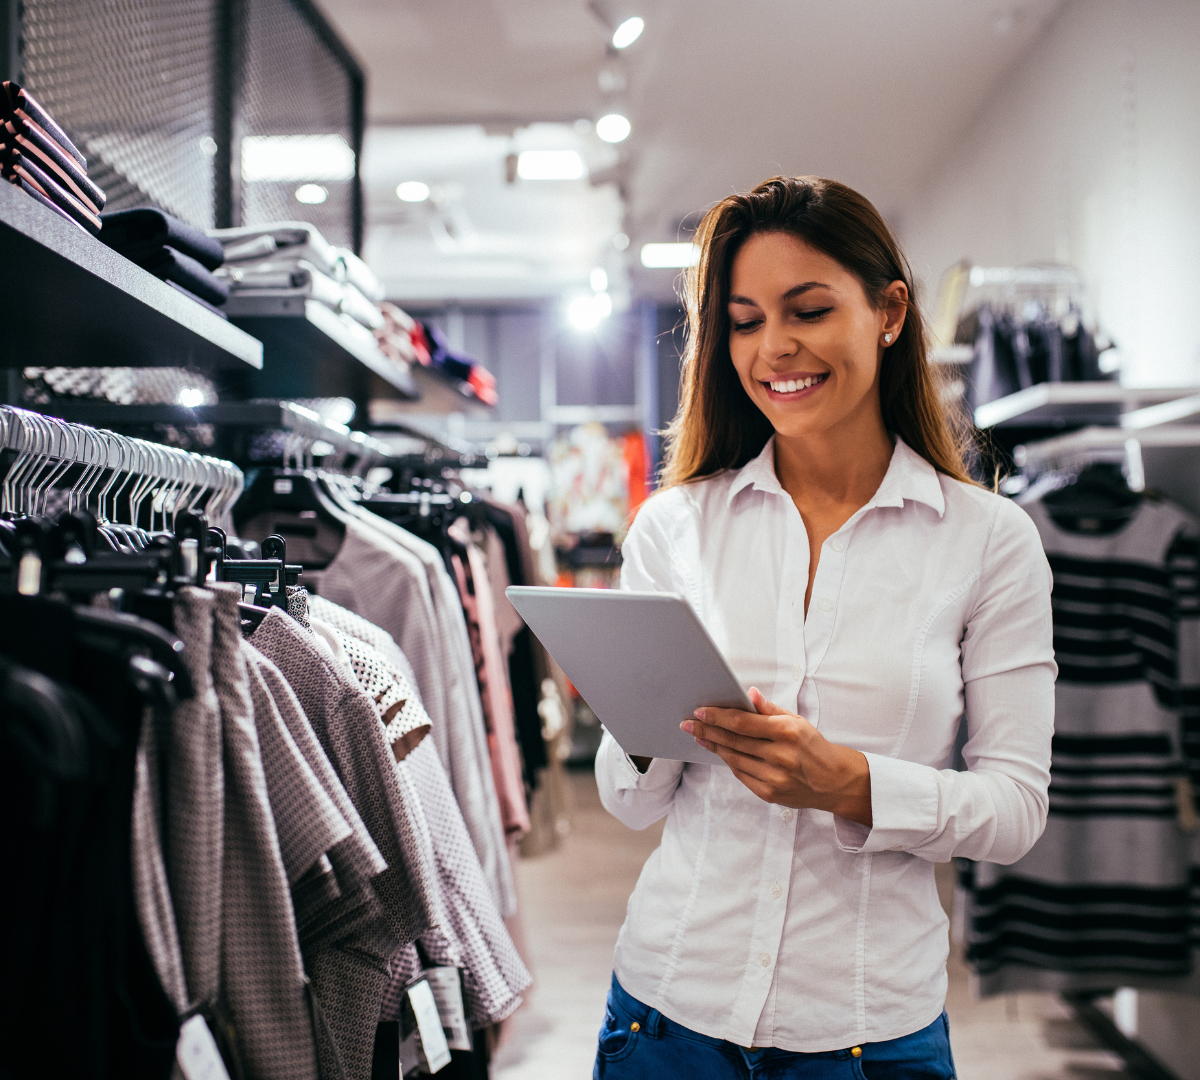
[319,0,1064,303]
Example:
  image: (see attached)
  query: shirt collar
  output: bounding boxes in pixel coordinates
[726,434,946,518]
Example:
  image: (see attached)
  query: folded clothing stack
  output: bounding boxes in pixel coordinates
[209,222,386,331]
[1,81,106,235]
[98,208,229,316]
[422,319,499,405]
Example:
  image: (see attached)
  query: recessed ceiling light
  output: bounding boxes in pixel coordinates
[612,16,644,48]
[295,183,328,205]
[396,180,431,202]
[596,113,631,144]
[568,293,611,331]
[517,150,586,180]
[640,242,700,268]
[240,134,355,182]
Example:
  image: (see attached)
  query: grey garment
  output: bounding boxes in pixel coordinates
[165,587,224,1013]
[400,739,531,1027]
[132,703,189,1015]
[307,593,413,687]
[208,584,320,1080]
[249,608,433,1080]
[349,510,516,918]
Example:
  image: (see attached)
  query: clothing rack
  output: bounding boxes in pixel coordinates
[0,404,243,525]
[278,401,393,471]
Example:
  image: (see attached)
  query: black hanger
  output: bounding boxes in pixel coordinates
[232,467,349,569]
[1042,461,1141,534]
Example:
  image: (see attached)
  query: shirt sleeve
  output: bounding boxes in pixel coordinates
[593,498,687,829]
[835,498,1057,864]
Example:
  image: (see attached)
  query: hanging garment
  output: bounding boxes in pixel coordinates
[963,498,1199,994]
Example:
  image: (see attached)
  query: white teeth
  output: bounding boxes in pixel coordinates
[769,374,826,393]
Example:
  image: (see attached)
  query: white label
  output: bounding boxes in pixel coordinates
[176,1016,231,1080]
[408,979,452,1073]
[423,968,471,1051]
[273,478,293,494]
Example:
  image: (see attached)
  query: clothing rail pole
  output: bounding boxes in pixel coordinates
[277,402,393,466]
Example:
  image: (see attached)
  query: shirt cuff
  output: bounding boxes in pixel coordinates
[606,735,684,792]
[833,752,940,854]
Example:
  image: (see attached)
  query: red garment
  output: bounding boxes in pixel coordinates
[450,544,531,839]
[622,431,648,515]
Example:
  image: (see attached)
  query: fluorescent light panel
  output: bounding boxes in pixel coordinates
[517,150,585,180]
[241,134,356,182]
[640,243,700,268]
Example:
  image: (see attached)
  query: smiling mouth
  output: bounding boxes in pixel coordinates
[762,372,829,396]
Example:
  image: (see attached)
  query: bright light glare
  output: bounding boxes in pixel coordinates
[567,293,612,331]
[590,267,608,292]
[596,113,631,143]
[612,16,644,48]
[640,242,700,268]
[177,387,206,408]
[517,150,585,180]
[396,180,431,202]
[613,232,630,251]
[240,134,356,182]
[295,183,328,204]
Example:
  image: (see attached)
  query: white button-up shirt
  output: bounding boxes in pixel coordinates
[596,436,1056,1052]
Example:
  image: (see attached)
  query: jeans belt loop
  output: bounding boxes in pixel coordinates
[644,1008,663,1038]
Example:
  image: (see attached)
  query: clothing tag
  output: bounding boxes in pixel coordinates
[408,979,452,1073]
[423,967,472,1051]
[176,1016,231,1080]
[273,478,293,495]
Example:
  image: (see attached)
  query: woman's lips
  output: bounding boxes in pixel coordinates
[761,371,829,401]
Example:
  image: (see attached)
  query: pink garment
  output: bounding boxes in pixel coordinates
[450,544,531,839]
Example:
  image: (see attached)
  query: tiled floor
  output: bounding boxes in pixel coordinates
[492,770,1133,1080]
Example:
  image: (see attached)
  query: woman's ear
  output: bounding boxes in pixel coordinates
[881,280,908,343]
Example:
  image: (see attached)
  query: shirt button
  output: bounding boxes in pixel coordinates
[780,808,794,823]
[791,665,803,680]
[831,539,844,552]
[770,881,783,899]
[818,598,833,612]
[759,952,772,967]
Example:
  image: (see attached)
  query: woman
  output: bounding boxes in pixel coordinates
[593,176,1056,1078]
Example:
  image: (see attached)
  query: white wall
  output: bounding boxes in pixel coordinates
[898,0,1200,387]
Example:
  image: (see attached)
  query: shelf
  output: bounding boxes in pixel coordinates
[223,295,417,400]
[973,383,1200,429]
[369,366,494,421]
[0,180,262,371]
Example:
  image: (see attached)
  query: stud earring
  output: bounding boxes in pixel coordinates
[883,333,893,344]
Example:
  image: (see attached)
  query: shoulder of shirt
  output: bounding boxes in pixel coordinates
[622,472,734,548]
[938,475,1046,557]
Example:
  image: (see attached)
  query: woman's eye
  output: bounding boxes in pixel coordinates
[732,320,761,333]
[795,307,833,321]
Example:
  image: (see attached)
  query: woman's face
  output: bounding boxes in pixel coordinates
[726,231,903,442]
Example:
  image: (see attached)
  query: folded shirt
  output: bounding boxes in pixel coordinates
[219,258,383,329]
[210,221,340,277]
[1,81,85,169]
[0,124,104,213]
[3,170,91,234]
[334,246,384,302]
[100,207,224,271]
[1,155,100,234]
[137,246,229,306]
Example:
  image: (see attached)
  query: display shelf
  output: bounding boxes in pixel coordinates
[223,295,417,400]
[0,180,262,371]
[973,383,1200,429]
[369,366,495,421]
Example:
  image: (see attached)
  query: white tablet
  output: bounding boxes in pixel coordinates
[505,586,753,765]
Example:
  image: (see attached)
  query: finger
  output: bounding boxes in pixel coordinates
[730,766,777,803]
[749,687,788,716]
[703,740,785,784]
[690,706,784,740]
[686,719,771,760]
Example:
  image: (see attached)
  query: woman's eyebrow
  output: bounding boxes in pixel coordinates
[727,281,831,306]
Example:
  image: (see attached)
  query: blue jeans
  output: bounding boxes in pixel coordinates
[594,975,956,1079]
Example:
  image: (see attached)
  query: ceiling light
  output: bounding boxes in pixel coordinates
[596,113,631,144]
[590,267,608,292]
[612,16,644,48]
[640,242,700,268]
[613,232,630,251]
[568,293,610,331]
[295,183,328,205]
[240,134,355,182]
[396,180,431,203]
[176,387,206,408]
[517,150,585,180]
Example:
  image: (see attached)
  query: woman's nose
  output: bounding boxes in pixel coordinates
[760,317,798,361]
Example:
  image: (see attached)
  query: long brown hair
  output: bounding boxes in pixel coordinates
[660,175,972,488]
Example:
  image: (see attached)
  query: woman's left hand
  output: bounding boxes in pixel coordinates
[682,687,873,827]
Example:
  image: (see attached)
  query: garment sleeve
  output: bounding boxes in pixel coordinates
[593,500,687,829]
[835,499,1056,864]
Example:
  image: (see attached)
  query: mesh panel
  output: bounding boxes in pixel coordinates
[20,0,217,227]
[240,0,356,246]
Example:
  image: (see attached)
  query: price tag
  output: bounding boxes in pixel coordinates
[423,967,472,1051]
[408,979,452,1073]
[176,1016,231,1080]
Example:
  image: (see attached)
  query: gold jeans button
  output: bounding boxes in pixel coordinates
[630,1022,640,1032]
[850,1046,862,1058]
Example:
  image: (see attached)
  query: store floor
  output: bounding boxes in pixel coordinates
[493,770,1133,1080]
